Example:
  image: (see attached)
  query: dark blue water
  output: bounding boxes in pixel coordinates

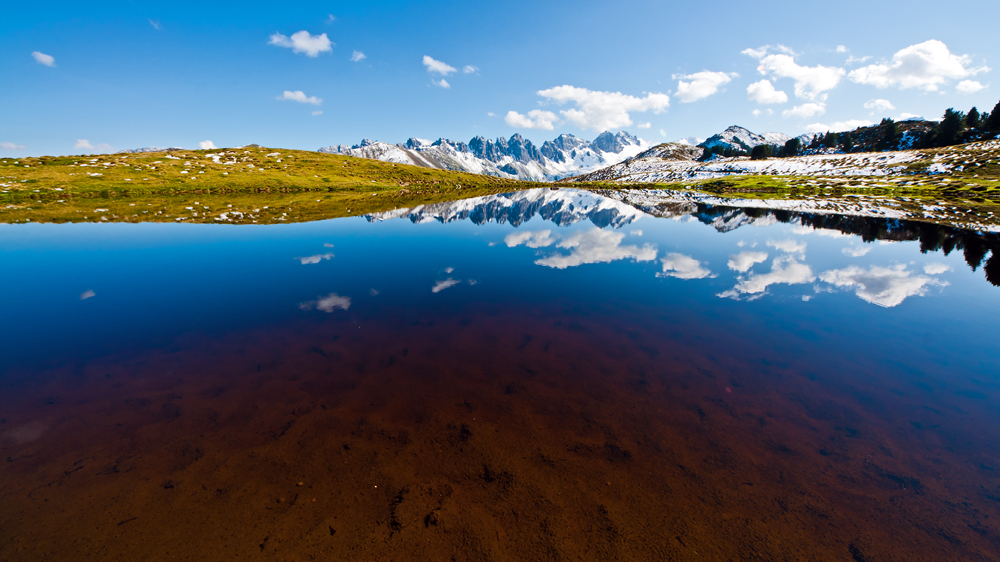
[2,189,999,561]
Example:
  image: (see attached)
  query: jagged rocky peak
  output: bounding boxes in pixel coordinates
[591,131,639,153]
[700,126,791,152]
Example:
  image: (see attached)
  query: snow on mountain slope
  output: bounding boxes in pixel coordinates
[571,146,924,183]
[701,126,791,152]
[365,187,644,229]
[319,131,649,182]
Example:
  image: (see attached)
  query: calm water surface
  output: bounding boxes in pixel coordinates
[2,189,999,561]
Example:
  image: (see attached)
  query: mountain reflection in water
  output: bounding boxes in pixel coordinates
[2,188,999,562]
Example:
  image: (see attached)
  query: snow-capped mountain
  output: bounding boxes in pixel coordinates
[319,131,648,181]
[700,126,792,152]
[365,188,644,229]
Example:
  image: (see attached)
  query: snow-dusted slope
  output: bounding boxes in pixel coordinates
[701,126,791,152]
[319,131,648,182]
[365,188,644,229]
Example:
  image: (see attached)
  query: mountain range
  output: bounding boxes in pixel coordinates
[319,131,647,181]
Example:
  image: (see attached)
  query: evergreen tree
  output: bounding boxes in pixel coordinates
[986,100,1000,133]
[783,138,801,157]
[823,131,837,148]
[985,252,1000,287]
[937,108,965,146]
[879,118,900,150]
[966,107,981,129]
[750,145,771,160]
[963,238,989,271]
[840,132,854,152]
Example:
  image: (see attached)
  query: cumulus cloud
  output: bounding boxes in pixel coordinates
[719,255,815,298]
[199,140,216,150]
[74,139,111,152]
[463,65,479,74]
[350,50,366,62]
[819,264,947,307]
[296,253,334,265]
[746,79,788,105]
[864,98,896,112]
[805,119,873,133]
[80,290,96,300]
[505,110,558,130]
[0,142,26,150]
[923,263,952,275]
[956,80,986,94]
[534,228,657,269]
[31,51,55,67]
[659,253,714,279]
[299,292,351,312]
[432,79,451,89]
[505,229,557,248]
[527,85,670,132]
[791,226,847,237]
[842,246,872,257]
[423,55,456,75]
[728,251,769,273]
[278,90,322,105]
[269,31,333,57]
[674,71,737,103]
[432,278,460,293]
[768,238,807,254]
[783,102,826,118]
[637,122,651,129]
[743,46,845,100]
[848,40,988,92]
[836,45,848,54]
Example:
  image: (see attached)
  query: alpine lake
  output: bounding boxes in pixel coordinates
[2,188,999,562]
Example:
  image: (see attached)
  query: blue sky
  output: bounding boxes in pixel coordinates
[2,0,998,156]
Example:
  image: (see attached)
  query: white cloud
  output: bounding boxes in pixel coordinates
[432,79,450,89]
[637,122,651,129]
[423,55,456,75]
[74,139,110,152]
[350,50,366,62]
[533,85,670,132]
[744,47,845,100]
[269,31,333,58]
[783,102,826,118]
[505,229,557,248]
[534,228,657,269]
[728,251,768,273]
[848,40,988,92]
[719,255,815,298]
[326,14,336,23]
[198,140,216,150]
[80,290,96,300]
[659,253,714,279]
[819,264,947,308]
[956,80,986,94]
[432,278,460,293]
[0,142,26,150]
[746,79,788,105]
[463,65,479,74]
[842,246,872,257]
[767,238,807,254]
[505,110,558,130]
[487,112,496,117]
[899,113,921,120]
[148,19,161,30]
[300,292,351,312]
[791,226,847,238]
[278,90,322,105]
[846,55,872,65]
[32,51,55,67]
[923,263,952,275]
[836,45,848,54]
[805,119,872,133]
[864,98,895,112]
[752,109,762,117]
[674,71,737,103]
[312,110,323,116]
[296,253,334,265]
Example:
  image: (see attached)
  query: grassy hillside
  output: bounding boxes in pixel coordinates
[0,146,524,224]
